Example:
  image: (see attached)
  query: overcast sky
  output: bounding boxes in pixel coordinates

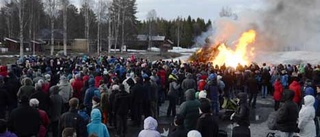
[0,0,262,21]
[136,0,262,21]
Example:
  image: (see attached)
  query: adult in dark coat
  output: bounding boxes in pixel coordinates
[179,89,201,131]
[168,114,188,137]
[7,96,41,137]
[130,77,144,126]
[231,92,250,127]
[17,77,35,101]
[196,99,219,137]
[6,72,20,112]
[58,98,87,137]
[114,84,131,136]
[0,76,9,119]
[261,69,271,98]
[49,86,63,137]
[276,89,299,136]
[167,76,180,117]
[246,74,259,108]
[30,83,50,113]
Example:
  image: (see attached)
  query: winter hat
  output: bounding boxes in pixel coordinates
[217,75,222,80]
[187,130,202,137]
[142,73,149,79]
[44,74,51,81]
[60,75,67,82]
[172,69,178,75]
[208,73,216,81]
[150,76,157,82]
[29,98,40,108]
[92,96,100,104]
[112,84,120,91]
[199,91,207,99]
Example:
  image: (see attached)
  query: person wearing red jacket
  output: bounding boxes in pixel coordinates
[273,78,283,111]
[71,74,84,100]
[289,78,302,106]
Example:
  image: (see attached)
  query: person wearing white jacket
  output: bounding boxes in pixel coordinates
[138,116,161,137]
[298,95,316,137]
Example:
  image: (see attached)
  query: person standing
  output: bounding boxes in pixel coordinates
[168,114,188,137]
[289,78,302,106]
[114,84,130,137]
[7,96,41,137]
[58,76,73,113]
[276,89,299,137]
[273,78,283,111]
[138,116,161,137]
[87,109,110,137]
[167,75,180,117]
[49,86,63,137]
[298,95,316,137]
[59,98,87,137]
[196,99,219,137]
[179,89,201,131]
[246,74,259,109]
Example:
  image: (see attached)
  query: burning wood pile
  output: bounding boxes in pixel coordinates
[189,30,257,68]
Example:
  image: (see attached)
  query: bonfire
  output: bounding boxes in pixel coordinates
[189,30,257,68]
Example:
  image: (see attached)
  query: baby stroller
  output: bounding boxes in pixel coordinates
[220,97,238,120]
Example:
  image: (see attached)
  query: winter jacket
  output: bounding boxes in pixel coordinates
[168,126,188,137]
[232,92,250,127]
[168,81,180,98]
[8,103,41,137]
[17,78,35,100]
[273,80,284,101]
[59,108,87,137]
[246,77,259,94]
[71,78,84,99]
[204,81,219,102]
[30,90,50,113]
[87,109,110,137]
[38,109,50,137]
[182,74,196,92]
[131,83,144,104]
[58,81,73,104]
[157,69,167,88]
[198,79,206,91]
[94,76,103,88]
[179,89,201,130]
[114,90,131,115]
[84,78,98,109]
[281,74,289,87]
[100,91,109,114]
[276,89,299,132]
[196,113,219,137]
[289,81,302,105]
[298,95,316,137]
[49,89,63,122]
[138,116,161,137]
[261,70,271,86]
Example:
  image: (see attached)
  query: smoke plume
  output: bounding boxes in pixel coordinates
[194,0,320,51]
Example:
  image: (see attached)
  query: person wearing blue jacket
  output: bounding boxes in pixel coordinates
[84,78,98,114]
[87,109,110,137]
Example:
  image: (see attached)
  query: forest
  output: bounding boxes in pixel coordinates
[0,0,214,55]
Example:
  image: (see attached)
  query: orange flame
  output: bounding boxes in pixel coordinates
[211,30,256,68]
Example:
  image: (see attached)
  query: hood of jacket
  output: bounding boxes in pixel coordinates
[185,89,196,100]
[23,77,33,86]
[143,116,158,130]
[282,89,295,102]
[275,80,282,86]
[186,73,193,79]
[90,109,101,124]
[237,92,247,104]
[88,78,95,87]
[305,86,315,96]
[304,95,315,107]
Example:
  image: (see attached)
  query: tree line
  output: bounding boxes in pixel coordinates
[0,0,212,56]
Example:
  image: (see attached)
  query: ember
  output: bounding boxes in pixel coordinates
[190,30,256,68]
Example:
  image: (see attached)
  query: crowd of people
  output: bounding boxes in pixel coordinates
[0,54,320,137]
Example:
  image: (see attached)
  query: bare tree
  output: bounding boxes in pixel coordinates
[146,9,157,50]
[12,0,25,57]
[44,0,60,55]
[219,6,238,20]
[94,0,108,55]
[61,0,69,55]
[83,0,90,53]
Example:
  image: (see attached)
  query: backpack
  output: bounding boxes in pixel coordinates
[267,111,278,130]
